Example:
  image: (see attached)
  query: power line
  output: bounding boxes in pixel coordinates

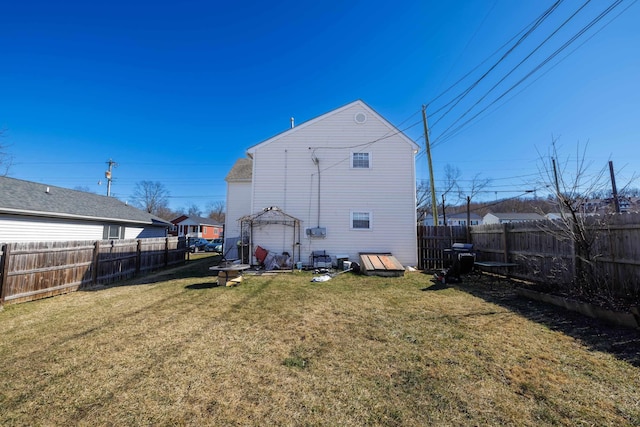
[434,0,591,145]
[428,0,564,129]
[431,0,627,148]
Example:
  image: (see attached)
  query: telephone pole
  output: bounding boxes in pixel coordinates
[422,105,438,225]
[105,159,117,197]
[552,157,562,212]
[609,160,620,213]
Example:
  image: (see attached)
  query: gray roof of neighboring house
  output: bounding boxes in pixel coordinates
[174,215,223,226]
[225,158,252,182]
[486,212,545,220]
[0,176,170,226]
[447,212,483,220]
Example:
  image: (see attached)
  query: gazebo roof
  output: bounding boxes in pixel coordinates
[239,206,300,226]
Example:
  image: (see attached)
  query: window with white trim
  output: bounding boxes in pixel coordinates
[352,152,370,169]
[103,225,124,239]
[351,211,371,230]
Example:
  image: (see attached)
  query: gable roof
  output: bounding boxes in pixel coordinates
[225,158,253,182]
[246,100,420,155]
[0,176,169,226]
[172,215,223,226]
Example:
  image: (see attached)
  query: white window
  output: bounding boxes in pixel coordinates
[352,152,370,169]
[103,225,124,239]
[351,211,371,230]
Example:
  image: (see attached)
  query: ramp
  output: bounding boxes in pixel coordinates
[359,253,405,277]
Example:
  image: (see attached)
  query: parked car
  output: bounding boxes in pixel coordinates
[205,238,223,253]
[188,238,210,252]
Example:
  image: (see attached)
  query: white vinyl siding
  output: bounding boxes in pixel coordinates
[0,215,165,243]
[244,101,418,266]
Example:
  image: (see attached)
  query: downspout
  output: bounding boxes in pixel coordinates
[312,153,321,227]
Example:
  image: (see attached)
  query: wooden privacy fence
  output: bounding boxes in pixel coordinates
[0,237,187,305]
[417,225,469,270]
[469,212,640,299]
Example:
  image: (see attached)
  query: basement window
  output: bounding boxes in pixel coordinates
[351,211,371,230]
[352,152,370,169]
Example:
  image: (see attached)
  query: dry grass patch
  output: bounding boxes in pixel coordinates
[1,259,639,426]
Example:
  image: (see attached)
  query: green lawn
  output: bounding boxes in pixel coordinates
[1,257,638,426]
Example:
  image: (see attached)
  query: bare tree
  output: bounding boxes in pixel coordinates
[536,140,612,293]
[0,131,13,176]
[186,204,202,217]
[417,164,491,226]
[416,179,432,224]
[440,164,462,224]
[130,181,170,215]
[155,205,178,221]
[206,201,226,223]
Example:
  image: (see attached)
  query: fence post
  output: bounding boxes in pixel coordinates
[164,237,169,267]
[0,244,10,304]
[501,223,509,263]
[92,241,100,285]
[136,240,142,276]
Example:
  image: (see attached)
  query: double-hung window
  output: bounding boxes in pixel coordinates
[352,152,370,169]
[351,211,371,230]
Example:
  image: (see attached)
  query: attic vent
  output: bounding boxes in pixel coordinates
[354,112,367,124]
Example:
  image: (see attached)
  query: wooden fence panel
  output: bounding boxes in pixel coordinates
[589,213,640,297]
[2,241,96,304]
[417,225,469,270]
[469,213,640,299]
[471,222,575,284]
[95,239,139,285]
[0,237,187,305]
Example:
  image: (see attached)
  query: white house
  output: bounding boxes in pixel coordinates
[445,212,483,226]
[482,212,545,224]
[0,176,170,242]
[224,100,420,267]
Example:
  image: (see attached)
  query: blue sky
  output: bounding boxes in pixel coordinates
[2,0,638,212]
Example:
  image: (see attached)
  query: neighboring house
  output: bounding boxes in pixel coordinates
[422,215,443,226]
[423,213,482,226]
[579,197,639,214]
[224,158,253,259]
[0,176,169,242]
[545,212,563,221]
[483,212,545,224]
[170,215,223,240]
[445,212,483,226]
[224,100,420,267]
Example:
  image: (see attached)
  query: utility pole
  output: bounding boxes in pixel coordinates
[466,195,471,242]
[609,160,620,213]
[422,105,438,225]
[552,157,562,212]
[105,159,117,197]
